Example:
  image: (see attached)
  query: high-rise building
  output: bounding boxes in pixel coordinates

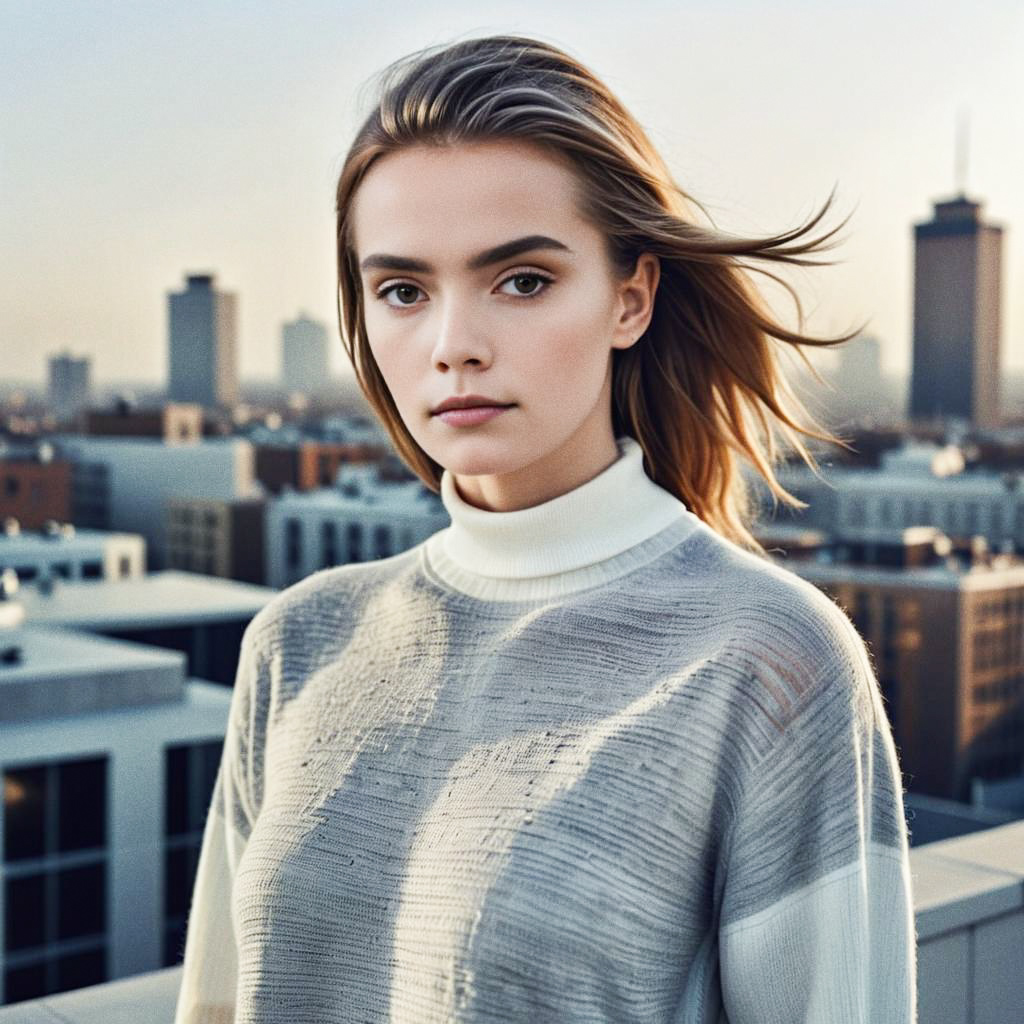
[167,274,238,409]
[281,313,329,395]
[47,352,91,424]
[837,333,882,385]
[909,194,1004,428]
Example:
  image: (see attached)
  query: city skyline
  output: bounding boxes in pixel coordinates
[3,0,1022,386]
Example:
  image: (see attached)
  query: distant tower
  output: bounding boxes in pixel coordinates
[168,273,238,408]
[48,351,91,422]
[281,313,330,395]
[837,334,883,388]
[909,115,1004,429]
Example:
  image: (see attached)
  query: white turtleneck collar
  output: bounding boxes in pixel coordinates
[421,435,702,602]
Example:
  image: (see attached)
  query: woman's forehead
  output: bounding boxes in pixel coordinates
[350,141,590,260]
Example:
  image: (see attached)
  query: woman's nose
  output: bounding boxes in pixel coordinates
[431,298,491,368]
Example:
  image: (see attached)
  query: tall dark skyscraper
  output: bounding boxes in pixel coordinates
[909,194,1003,428]
[168,273,238,409]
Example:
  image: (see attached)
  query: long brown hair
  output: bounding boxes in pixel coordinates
[335,34,863,557]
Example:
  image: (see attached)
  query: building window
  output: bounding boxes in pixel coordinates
[3,756,109,1003]
[118,555,131,578]
[347,522,363,563]
[81,561,102,580]
[50,562,71,580]
[373,525,391,560]
[322,521,338,568]
[285,518,302,570]
[205,619,249,687]
[852,590,871,640]
[163,740,222,967]
[103,624,193,677]
[878,674,899,736]
[966,502,979,533]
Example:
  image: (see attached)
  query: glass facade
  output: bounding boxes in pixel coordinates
[101,618,248,686]
[2,756,109,1005]
[162,740,222,967]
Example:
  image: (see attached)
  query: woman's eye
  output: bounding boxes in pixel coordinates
[497,273,552,297]
[377,274,551,307]
[379,283,423,306]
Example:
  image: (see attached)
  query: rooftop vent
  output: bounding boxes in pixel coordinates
[42,520,75,540]
[0,567,25,633]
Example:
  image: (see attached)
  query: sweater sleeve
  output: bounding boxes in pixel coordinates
[173,622,268,1024]
[717,620,918,1023]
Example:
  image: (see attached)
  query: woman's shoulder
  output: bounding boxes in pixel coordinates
[676,521,875,710]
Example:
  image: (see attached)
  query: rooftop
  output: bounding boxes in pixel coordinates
[15,569,277,630]
[0,624,186,722]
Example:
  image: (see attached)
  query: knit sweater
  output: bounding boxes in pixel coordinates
[173,435,918,1024]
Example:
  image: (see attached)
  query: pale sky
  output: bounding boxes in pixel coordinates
[2,0,1021,386]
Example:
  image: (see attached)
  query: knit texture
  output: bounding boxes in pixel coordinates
[173,436,918,1023]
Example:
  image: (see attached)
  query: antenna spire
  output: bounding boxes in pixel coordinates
[955,107,970,197]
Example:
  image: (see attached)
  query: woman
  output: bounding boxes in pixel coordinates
[174,34,917,1024]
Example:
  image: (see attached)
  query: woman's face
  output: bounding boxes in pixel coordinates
[349,139,658,511]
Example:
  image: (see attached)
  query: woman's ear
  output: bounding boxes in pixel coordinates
[612,252,660,350]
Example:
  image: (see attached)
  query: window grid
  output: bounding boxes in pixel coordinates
[2,757,108,1003]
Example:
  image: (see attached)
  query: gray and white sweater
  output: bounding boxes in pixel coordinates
[173,435,918,1023]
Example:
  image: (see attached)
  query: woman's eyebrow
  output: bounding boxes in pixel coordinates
[359,234,573,274]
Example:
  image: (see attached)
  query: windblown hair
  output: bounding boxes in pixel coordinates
[335,34,864,556]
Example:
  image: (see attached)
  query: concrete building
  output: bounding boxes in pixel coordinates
[265,462,447,589]
[281,313,329,396]
[0,596,233,1007]
[837,332,883,384]
[909,194,1004,428]
[0,444,71,530]
[83,402,202,444]
[52,436,258,570]
[763,440,1024,554]
[834,333,885,406]
[255,440,388,495]
[46,354,91,425]
[15,569,276,687]
[167,497,266,585]
[757,523,1024,803]
[0,522,144,586]
[167,274,238,409]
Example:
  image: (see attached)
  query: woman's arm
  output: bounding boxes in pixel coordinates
[718,620,918,1023]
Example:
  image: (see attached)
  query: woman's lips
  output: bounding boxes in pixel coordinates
[434,405,515,426]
